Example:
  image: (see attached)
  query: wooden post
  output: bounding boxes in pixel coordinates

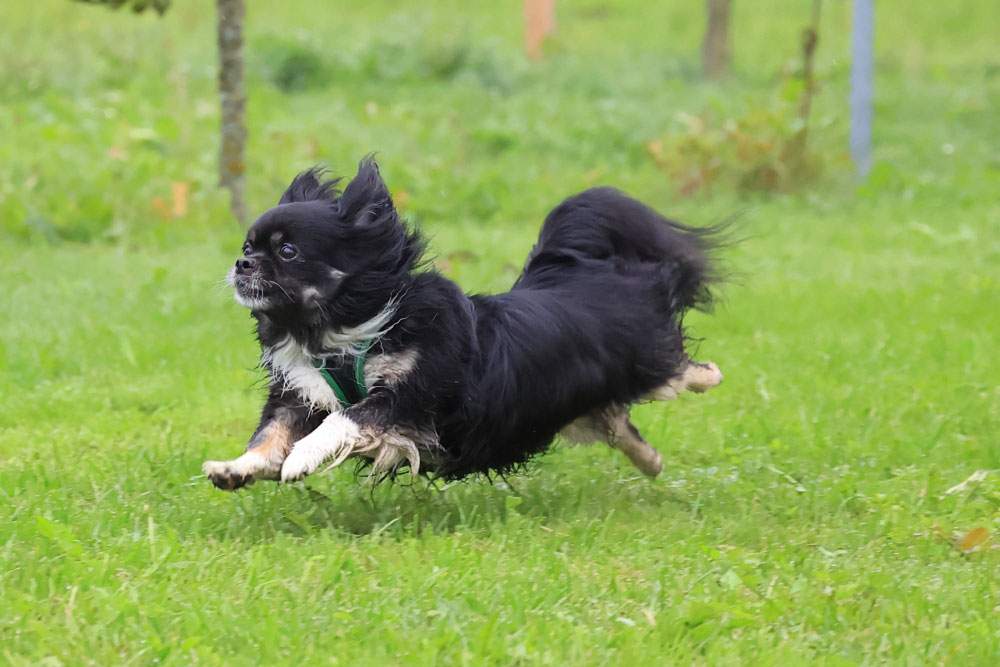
[784,0,823,163]
[217,0,247,224]
[702,0,731,79]
[850,0,873,178]
[524,0,556,61]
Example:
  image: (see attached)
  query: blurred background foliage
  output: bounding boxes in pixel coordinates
[0,0,997,244]
[1,4,998,662]
[74,0,171,15]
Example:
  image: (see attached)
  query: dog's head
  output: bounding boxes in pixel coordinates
[228,158,421,327]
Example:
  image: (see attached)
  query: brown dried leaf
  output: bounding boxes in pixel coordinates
[151,196,171,220]
[646,139,664,160]
[171,181,189,218]
[392,189,411,210]
[957,527,989,553]
[447,250,478,263]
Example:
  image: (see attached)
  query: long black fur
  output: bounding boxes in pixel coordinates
[222,157,719,483]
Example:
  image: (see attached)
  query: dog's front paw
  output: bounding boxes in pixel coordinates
[279,443,322,483]
[202,459,256,491]
[280,414,361,483]
[279,433,344,483]
[202,451,277,491]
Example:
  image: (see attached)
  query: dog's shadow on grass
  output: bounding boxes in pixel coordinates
[204,456,703,543]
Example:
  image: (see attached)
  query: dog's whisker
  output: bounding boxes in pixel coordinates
[262,278,294,303]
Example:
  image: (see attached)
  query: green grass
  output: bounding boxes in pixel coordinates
[1,0,999,663]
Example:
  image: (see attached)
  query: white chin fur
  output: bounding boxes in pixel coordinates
[226,268,272,310]
[234,292,272,310]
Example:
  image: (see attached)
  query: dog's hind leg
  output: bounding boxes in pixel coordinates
[646,360,723,402]
[606,409,663,477]
[561,406,662,477]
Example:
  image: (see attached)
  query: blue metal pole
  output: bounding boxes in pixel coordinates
[850,0,874,178]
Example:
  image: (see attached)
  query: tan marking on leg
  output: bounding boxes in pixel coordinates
[203,420,295,490]
[560,406,663,477]
[606,410,663,478]
[245,421,295,476]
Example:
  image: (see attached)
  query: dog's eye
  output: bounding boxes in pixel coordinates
[242,243,252,256]
[278,243,298,260]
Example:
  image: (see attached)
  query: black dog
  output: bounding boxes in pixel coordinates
[203,158,723,490]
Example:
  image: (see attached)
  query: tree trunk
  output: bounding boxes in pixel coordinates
[785,0,823,164]
[217,0,247,225]
[702,0,731,80]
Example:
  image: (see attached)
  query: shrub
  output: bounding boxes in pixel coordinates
[648,80,831,196]
[253,37,333,93]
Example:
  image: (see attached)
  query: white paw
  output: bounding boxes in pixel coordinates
[638,448,663,477]
[280,440,323,482]
[280,414,360,483]
[203,452,268,491]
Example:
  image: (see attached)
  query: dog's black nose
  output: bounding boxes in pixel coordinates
[236,257,256,273]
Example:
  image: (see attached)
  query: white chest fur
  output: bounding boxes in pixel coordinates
[261,340,419,411]
[262,337,340,412]
[261,304,403,411]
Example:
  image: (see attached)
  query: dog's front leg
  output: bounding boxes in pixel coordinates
[203,397,317,490]
[280,391,428,483]
[279,410,363,482]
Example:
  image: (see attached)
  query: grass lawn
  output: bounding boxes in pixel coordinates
[1,0,998,663]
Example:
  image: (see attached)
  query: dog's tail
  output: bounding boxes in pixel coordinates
[519,187,723,311]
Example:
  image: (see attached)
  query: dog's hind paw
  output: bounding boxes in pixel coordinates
[647,360,723,401]
[685,361,723,392]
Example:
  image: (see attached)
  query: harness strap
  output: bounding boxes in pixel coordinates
[312,346,369,409]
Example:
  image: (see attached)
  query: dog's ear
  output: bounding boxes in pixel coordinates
[338,157,395,225]
[279,167,340,204]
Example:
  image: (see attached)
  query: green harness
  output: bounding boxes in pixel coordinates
[312,346,369,409]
